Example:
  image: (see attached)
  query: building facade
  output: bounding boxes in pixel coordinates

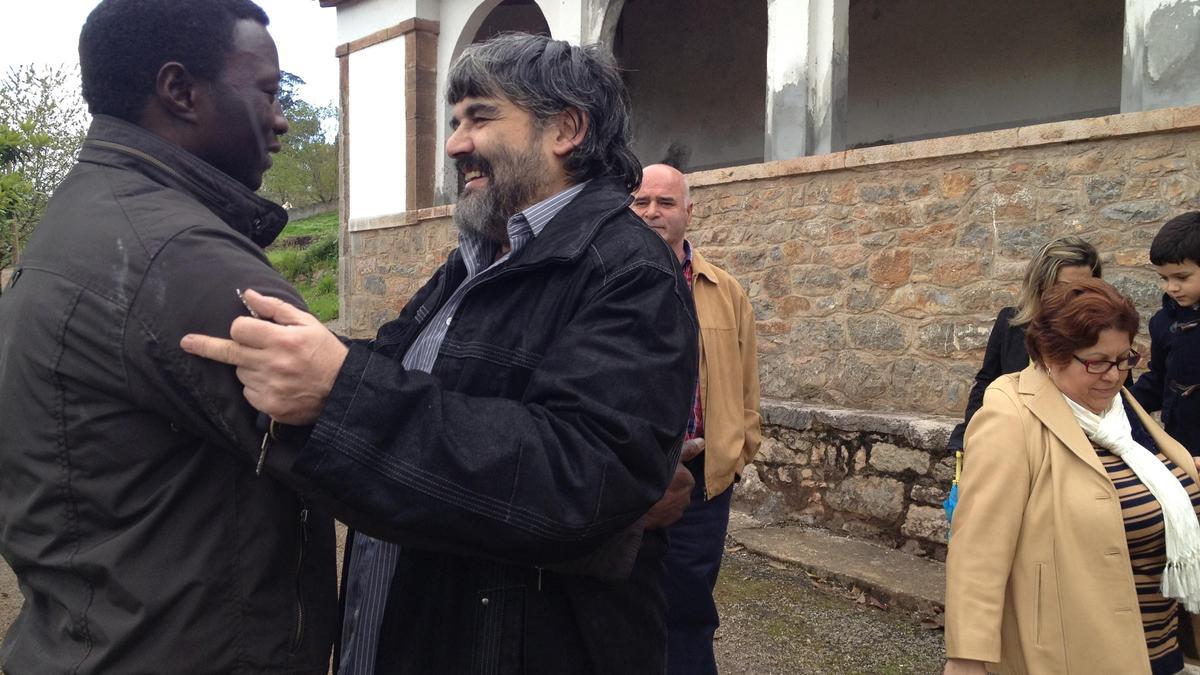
[319,0,1200,551]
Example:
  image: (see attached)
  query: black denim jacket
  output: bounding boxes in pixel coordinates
[293,178,698,673]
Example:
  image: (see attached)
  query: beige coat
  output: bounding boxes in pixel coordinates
[691,250,762,498]
[945,365,1200,674]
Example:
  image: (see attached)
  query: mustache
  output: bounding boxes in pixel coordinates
[455,154,493,178]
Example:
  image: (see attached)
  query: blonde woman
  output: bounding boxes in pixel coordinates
[946,236,1102,454]
[944,279,1200,674]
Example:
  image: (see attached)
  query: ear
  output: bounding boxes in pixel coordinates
[550,107,588,158]
[154,62,202,124]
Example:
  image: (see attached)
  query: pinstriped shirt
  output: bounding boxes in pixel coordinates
[337,181,589,675]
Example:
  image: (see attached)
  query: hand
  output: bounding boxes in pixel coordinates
[1193,457,1200,474]
[644,438,705,530]
[943,658,988,675]
[179,289,348,425]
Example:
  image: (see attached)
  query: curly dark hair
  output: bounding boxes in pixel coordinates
[79,0,270,122]
[447,33,641,190]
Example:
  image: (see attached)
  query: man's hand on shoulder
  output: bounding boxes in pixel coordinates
[644,438,705,530]
[179,289,348,425]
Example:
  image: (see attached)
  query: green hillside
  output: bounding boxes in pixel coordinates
[267,211,339,322]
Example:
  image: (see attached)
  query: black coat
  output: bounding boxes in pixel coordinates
[280,178,698,673]
[1131,294,1200,455]
[948,307,1029,451]
[0,116,337,673]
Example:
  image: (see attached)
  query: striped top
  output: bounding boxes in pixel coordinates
[1095,442,1200,675]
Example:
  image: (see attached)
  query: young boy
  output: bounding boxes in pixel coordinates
[1131,212,1200,460]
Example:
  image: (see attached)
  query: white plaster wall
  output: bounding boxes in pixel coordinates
[348,39,407,220]
[335,0,439,43]
[847,0,1123,146]
[1122,0,1200,112]
[535,0,584,43]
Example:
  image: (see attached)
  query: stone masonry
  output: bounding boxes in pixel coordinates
[734,400,957,559]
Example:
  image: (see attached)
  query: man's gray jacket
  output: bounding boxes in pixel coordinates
[0,115,337,673]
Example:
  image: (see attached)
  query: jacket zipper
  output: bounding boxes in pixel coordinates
[290,505,309,652]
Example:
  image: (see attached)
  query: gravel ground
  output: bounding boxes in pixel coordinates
[715,545,946,674]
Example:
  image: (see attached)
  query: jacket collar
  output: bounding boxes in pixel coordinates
[1018,365,1107,478]
[689,247,720,285]
[77,115,288,247]
[503,177,634,268]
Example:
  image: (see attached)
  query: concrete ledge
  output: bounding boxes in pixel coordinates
[728,512,945,618]
[690,104,1200,189]
[761,399,957,452]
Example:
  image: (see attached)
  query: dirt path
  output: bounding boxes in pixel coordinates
[0,558,17,642]
[714,546,945,674]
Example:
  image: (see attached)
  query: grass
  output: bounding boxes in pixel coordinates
[267,211,339,322]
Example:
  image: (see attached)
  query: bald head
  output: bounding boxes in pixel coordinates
[632,164,692,263]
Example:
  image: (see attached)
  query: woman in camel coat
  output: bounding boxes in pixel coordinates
[945,279,1200,674]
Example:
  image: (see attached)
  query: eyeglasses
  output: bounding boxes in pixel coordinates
[1071,351,1141,374]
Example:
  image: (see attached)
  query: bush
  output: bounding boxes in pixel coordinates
[267,213,339,321]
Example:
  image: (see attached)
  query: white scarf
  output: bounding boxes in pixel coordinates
[1064,395,1200,612]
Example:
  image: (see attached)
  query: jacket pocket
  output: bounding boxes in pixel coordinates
[472,585,525,675]
[1035,563,1044,646]
[289,505,309,653]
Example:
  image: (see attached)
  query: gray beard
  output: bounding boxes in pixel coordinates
[452,137,548,245]
[453,188,510,244]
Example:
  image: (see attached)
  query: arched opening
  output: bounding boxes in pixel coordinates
[472,0,550,42]
[613,0,767,173]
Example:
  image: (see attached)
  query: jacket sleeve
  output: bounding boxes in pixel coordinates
[124,223,309,464]
[291,259,698,565]
[944,383,1032,663]
[948,308,1012,451]
[1130,311,1168,412]
[735,281,762,467]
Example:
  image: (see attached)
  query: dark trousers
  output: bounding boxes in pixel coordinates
[663,463,733,675]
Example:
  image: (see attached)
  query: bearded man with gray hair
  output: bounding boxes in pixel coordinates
[183,33,697,673]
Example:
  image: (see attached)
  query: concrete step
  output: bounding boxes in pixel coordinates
[727,511,945,619]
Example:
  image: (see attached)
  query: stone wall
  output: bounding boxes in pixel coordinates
[688,107,1200,415]
[343,204,457,334]
[735,400,957,560]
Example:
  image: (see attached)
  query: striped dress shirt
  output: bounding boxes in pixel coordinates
[337,181,590,674]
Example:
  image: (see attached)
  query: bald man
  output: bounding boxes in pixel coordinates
[633,164,762,674]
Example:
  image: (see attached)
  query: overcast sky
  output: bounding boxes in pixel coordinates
[0,0,339,107]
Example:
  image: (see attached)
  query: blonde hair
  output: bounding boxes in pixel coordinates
[1010,236,1102,326]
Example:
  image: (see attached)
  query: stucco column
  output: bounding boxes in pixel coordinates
[1122,0,1200,112]
[765,0,848,160]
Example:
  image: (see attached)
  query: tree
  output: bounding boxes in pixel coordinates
[260,71,338,209]
[0,65,89,269]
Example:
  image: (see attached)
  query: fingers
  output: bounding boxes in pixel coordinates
[179,334,247,366]
[681,437,705,461]
[241,288,315,327]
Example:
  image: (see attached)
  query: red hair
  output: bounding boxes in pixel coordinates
[1025,278,1139,367]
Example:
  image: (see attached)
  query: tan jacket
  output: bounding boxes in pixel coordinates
[691,249,762,498]
[945,365,1200,674]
